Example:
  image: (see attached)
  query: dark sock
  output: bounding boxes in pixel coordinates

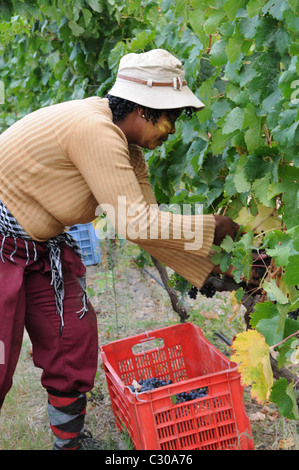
[47,389,86,450]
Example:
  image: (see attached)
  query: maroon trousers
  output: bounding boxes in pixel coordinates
[0,235,98,410]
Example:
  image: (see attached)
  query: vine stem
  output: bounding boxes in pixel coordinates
[270,330,299,350]
[207,34,213,53]
[264,122,272,145]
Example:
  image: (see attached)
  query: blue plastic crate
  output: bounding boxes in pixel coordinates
[69,223,101,266]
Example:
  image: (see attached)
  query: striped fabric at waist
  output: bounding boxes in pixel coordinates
[0,200,88,335]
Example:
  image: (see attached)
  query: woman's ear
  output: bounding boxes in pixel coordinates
[137,107,146,119]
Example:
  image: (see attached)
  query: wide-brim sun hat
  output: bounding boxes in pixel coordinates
[108,49,205,111]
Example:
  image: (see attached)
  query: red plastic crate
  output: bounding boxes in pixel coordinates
[100,323,254,450]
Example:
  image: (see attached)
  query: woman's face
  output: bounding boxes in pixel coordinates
[137,111,180,150]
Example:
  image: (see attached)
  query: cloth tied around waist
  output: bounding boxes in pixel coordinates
[0,200,88,335]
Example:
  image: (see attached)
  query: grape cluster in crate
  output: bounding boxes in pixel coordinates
[129,376,208,403]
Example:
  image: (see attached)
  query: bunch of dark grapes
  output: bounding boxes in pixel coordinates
[187,283,216,299]
[129,377,209,404]
[175,387,208,403]
[129,377,172,393]
[288,308,299,320]
[138,377,173,391]
[187,285,198,299]
[199,284,216,298]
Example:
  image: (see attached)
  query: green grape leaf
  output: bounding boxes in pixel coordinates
[210,40,228,66]
[269,378,299,420]
[247,0,266,18]
[222,107,244,134]
[284,254,299,285]
[224,0,247,20]
[250,301,279,328]
[226,29,246,63]
[262,278,289,304]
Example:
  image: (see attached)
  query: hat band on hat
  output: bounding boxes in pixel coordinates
[117,74,187,91]
[173,76,183,91]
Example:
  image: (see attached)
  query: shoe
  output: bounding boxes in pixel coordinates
[79,431,107,450]
[53,430,106,450]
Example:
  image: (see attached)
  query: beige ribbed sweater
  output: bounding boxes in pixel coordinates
[0,97,215,287]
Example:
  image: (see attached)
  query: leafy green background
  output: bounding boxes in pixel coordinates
[0,0,298,419]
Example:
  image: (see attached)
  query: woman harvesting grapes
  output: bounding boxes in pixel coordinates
[0,49,238,449]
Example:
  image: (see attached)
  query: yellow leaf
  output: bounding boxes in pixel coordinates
[228,291,243,322]
[235,204,281,234]
[231,329,273,404]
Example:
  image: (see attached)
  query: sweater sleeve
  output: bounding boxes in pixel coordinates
[128,144,216,287]
[67,114,215,287]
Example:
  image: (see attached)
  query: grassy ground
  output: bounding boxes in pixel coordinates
[0,240,298,450]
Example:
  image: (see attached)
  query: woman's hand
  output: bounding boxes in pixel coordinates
[213,215,240,246]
